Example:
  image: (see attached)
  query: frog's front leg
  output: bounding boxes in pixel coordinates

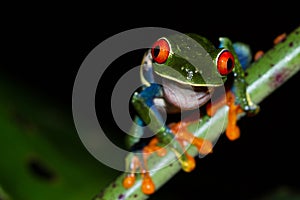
[123,83,212,195]
[221,37,259,113]
[219,37,260,140]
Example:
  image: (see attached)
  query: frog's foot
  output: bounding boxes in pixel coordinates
[168,121,213,172]
[123,159,156,195]
[123,137,166,195]
[225,91,244,141]
[206,91,244,141]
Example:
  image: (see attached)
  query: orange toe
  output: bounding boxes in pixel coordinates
[123,173,136,189]
[141,172,155,195]
[181,154,196,172]
[226,125,240,141]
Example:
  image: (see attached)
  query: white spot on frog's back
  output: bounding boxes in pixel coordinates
[183,67,197,81]
[180,67,200,81]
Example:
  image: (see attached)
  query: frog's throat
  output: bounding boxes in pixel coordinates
[162,78,215,111]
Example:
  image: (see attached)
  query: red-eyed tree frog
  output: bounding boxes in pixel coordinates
[122,33,259,195]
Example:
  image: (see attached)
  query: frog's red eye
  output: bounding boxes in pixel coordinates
[151,38,170,64]
[217,50,235,76]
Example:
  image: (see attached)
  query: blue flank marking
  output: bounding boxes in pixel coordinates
[137,83,166,126]
[233,43,252,70]
[138,83,162,107]
[139,83,161,107]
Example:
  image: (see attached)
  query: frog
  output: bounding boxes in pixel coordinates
[122,33,259,195]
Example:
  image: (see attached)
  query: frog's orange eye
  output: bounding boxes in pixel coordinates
[151,38,170,64]
[217,50,235,76]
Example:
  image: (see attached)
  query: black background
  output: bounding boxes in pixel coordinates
[2,3,300,200]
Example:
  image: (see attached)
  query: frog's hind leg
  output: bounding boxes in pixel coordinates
[123,115,162,195]
[168,121,213,162]
[125,116,145,150]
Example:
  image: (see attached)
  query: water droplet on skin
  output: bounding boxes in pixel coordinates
[181,67,185,71]
[187,70,193,80]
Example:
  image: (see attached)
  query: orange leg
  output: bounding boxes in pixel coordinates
[123,156,140,189]
[166,121,213,173]
[206,90,243,141]
[225,91,244,141]
[169,121,213,156]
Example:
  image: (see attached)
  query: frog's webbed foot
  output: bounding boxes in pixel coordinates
[206,91,241,140]
[123,158,156,195]
[169,121,213,155]
[168,121,213,172]
[206,90,259,141]
[123,137,166,195]
[225,91,244,140]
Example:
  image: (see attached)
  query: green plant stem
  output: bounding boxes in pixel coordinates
[94,26,300,200]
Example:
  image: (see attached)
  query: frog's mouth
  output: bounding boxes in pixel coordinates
[161,78,215,111]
